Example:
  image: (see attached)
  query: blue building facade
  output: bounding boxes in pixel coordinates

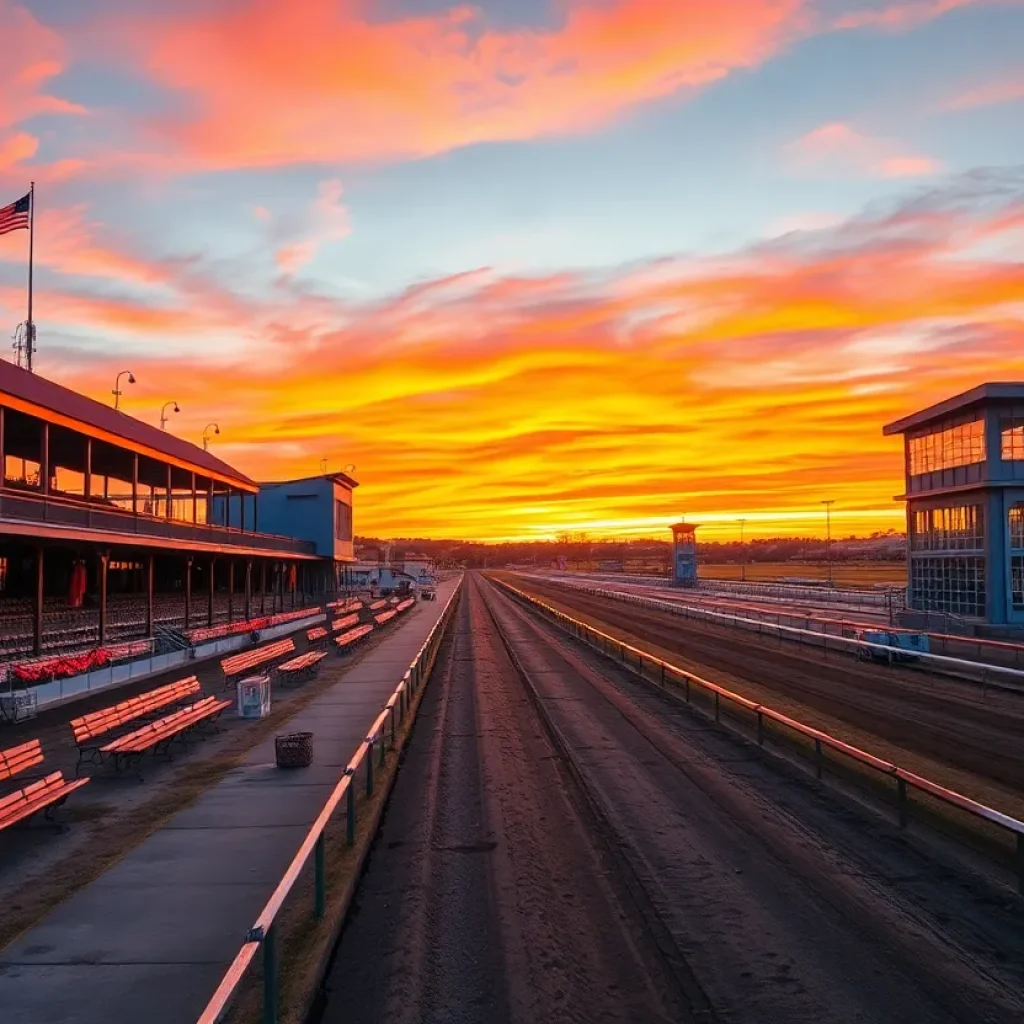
[884,383,1024,632]
[214,472,356,585]
[671,520,699,586]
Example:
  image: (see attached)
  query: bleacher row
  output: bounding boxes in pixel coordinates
[0,593,420,834]
[0,592,304,660]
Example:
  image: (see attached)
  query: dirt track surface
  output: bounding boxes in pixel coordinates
[509,575,1024,794]
[315,574,1024,1024]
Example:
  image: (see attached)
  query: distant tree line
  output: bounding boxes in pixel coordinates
[355,530,906,570]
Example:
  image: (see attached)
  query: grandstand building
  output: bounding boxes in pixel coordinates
[0,361,351,663]
[885,383,1024,632]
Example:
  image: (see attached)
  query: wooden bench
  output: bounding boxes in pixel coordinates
[220,638,295,687]
[0,740,89,831]
[71,676,202,775]
[306,626,328,644]
[396,599,416,613]
[369,599,388,611]
[374,610,398,626]
[101,696,231,772]
[335,624,374,651]
[277,651,328,685]
[331,613,360,633]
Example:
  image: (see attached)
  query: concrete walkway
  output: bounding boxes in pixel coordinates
[0,580,459,1024]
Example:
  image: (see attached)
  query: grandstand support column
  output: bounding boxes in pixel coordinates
[239,492,245,533]
[245,559,252,621]
[32,545,43,655]
[40,421,49,494]
[131,453,138,514]
[84,437,92,501]
[0,407,6,491]
[228,559,235,622]
[166,464,172,520]
[207,478,214,527]
[208,556,216,627]
[98,550,109,644]
[191,473,198,524]
[146,554,154,636]
[253,494,258,533]
[260,561,267,615]
[184,555,193,629]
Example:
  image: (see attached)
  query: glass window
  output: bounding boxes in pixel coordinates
[911,504,984,551]
[1010,505,1024,549]
[908,418,985,475]
[909,556,986,617]
[1001,413,1024,460]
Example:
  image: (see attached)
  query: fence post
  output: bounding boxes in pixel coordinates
[390,707,396,748]
[897,775,908,828]
[757,711,764,746]
[366,740,375,796]
[381,723,388,764]
[685,676,690,703]
[1017,833,1024,896]
[714,691,720,722]
[345,773,356,845]
[314,833,326,920]
[814,737,823,779]
[262,924,278,1024]
[660,662,666,687]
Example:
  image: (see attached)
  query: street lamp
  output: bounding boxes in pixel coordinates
[738,518,748,582]
[822,500,836,586]
[202,423,220,451]
[112,370,135,410]
[159,401,180,431]
[343,463,356,474]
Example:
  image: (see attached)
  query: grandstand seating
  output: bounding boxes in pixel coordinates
[71,676,202,775]
[335,624,374,651]
[220,638,295,686]
[277,651,328,685]
[0,739,90,831]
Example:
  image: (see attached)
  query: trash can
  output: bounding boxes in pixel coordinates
[237,674,271,719]
[275,732,313,768]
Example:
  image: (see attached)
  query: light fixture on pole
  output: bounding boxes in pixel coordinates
[738,518,748,582]
[343,463,356,474]
[320,458,328,474]
[202,423,220,451]
[112,370,136,410]
[822,499,836,586]
[159,401,180,431]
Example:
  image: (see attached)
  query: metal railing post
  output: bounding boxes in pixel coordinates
[757,710,764,746]
[714,691,720,722]
[897,776,908,828]
[314,834,326,920]
[262,924,278,1024]
[366,740,375,796]
[660,662,666,687]
[346,777,356,845]
[1017,833,1024,895]
[815,737,823,779]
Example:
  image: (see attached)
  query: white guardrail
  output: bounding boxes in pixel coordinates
[196,581,462,1024]
[496,578,1024,892]
[518,574,1024,690]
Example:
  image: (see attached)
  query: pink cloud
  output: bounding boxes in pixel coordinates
[833,0,1007,31]
[274,178,351,274]
[945,77,1024,110]
[784,121,940,179]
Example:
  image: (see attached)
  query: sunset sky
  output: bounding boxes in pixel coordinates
[1,0,1023,541]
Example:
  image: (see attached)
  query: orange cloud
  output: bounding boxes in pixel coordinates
[29,173,1024,542]
[784,122,940,178]
[109,0,806,169]
[274,178,351,274]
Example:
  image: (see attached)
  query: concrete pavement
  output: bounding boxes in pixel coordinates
[0,579,459,1024]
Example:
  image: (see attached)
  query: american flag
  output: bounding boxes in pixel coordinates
[0,193,31,237]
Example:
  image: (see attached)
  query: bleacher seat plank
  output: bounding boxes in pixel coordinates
[374,610,398,626]
[396,599,416,613]
[331,613,360,632]
[0,739,45,782]
[306,626,328,643]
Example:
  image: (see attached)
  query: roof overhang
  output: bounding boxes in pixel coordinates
[883,383,1024,436]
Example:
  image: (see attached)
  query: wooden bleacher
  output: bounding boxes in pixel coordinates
[0,739,90,831]
[219,638,294,687]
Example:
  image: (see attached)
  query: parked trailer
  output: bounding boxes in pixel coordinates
[857,629,929,663]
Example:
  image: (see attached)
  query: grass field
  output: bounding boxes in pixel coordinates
[698,561,905,587]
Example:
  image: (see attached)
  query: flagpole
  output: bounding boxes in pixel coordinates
[26,181,34,373]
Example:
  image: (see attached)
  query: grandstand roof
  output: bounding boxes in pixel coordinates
[0,360,256,490]
[883,382,1024,435]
